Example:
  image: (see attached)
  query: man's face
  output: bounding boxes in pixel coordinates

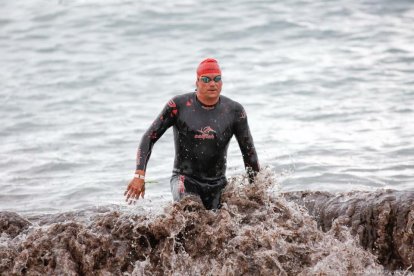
[196,74,223,101]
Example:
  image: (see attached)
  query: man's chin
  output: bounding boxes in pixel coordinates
[207,91,220,97]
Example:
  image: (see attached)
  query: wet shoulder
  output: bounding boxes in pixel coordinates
[168,92,194,109]
[220,95,245,119]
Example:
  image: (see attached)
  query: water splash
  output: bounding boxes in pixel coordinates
[1,170,412,275]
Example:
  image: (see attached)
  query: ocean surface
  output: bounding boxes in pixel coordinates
[1,0,414,274]
[1,0,413,215]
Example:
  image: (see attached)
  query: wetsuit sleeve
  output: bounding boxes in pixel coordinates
[233,104,260,183]
[136,99,178,172]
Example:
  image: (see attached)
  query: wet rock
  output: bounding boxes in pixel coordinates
[0,211,31,238]
[284,189,414,271]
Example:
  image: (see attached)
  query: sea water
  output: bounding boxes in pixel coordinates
[0,0,413,274]
[1,0,412,214]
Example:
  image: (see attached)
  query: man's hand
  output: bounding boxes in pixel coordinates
[124,178,145,205]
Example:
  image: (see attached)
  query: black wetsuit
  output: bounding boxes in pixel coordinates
[136,92,260,209]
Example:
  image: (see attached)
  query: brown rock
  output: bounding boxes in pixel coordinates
[0,211,31,238]
[284,189,414,271]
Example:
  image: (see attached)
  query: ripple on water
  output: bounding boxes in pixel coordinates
[0,0,413,214]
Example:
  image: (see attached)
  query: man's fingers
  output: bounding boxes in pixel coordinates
[124,190,130,200]
[129,192,139,204]
[135,190,143,201]
[128,191,137,205]
[125,188,136,202]
[126,189,143,204]
[124,180,145,204]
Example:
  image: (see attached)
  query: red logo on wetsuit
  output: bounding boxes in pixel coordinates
[168,100,176,108]
[194,126,216,139]
[168,99,178,117]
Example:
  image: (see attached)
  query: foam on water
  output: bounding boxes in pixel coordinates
[1,170,413,275]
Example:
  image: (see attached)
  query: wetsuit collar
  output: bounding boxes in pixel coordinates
[194,92,220,110]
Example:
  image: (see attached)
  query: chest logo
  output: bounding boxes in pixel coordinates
[194,126,216,139]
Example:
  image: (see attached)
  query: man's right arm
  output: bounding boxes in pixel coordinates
[125,98,178,204]
[136,98,178,172]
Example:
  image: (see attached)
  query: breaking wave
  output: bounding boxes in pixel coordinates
[1,170,413,275]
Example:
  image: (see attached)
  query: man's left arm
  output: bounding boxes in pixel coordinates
[234,104,260,183]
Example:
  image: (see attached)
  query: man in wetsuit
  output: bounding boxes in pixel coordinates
[124,58,260,210]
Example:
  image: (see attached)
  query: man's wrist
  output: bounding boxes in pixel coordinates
[134,174,145,180]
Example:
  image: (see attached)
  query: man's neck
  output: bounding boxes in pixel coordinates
[196,92,220,106]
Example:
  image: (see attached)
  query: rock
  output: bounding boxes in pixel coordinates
[0,212,31,238]
[284,189,414,271]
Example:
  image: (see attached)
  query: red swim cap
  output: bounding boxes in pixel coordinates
[197,58,221,77]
